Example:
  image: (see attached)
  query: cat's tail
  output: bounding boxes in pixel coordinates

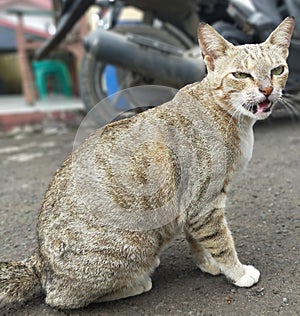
[0,252,41,307]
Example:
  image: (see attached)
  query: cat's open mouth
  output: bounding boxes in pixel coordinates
[246,100,273,114]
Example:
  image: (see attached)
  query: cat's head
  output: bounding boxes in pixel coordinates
[198,17,295,120]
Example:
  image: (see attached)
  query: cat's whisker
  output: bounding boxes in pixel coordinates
[224,105,240,137]
[277,96,299,118]
[237,104,247,124]
[224,105,243,144]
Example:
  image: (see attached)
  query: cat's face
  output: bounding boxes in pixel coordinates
[198,17,295,120]
[215,43,289,120]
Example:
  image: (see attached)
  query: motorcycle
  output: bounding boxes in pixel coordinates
[36,0,300,117]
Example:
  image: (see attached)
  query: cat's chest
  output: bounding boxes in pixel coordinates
[238,124,254,168]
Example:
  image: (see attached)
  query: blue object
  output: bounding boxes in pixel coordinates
[103,20,141,111]
[104,65,130,110]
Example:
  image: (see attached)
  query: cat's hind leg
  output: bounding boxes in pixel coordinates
[96,256,160,303]
[186,206,260,287]
[97,276,152,303]
[44,275,101,309]
[185,232,221,276]
[101,257,159,301]
[44,274,152,308]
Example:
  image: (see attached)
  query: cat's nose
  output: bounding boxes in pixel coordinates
[259,86,273,96]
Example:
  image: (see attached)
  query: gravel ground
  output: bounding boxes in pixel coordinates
[0,115,299,316]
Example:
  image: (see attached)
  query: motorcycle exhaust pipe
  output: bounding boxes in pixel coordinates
[83,28,206,87]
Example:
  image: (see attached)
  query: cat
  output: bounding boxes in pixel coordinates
[0,17,294,310]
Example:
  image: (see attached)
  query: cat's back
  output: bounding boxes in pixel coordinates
[39,82,241,231]
[37,106,183,248]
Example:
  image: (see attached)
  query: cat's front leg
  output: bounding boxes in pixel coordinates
[186,206,260,287]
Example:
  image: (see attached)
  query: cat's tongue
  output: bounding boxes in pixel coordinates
[258,100,270,113]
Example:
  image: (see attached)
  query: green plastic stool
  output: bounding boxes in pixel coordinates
[32,60,72,99]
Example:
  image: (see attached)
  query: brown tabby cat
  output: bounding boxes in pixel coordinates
[0,17,294,309]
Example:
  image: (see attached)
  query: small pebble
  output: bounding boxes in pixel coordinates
[256,287,265,295]
[283,297,289,305]
[225,296,232,304]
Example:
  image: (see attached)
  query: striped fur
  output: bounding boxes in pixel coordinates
[0,17,294,309]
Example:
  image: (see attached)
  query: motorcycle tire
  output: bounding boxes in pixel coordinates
[79,24,188,113]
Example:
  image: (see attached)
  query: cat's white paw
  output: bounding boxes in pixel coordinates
[234,265,260,287]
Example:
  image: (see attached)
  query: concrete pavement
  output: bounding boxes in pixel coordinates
[0,95,84,132]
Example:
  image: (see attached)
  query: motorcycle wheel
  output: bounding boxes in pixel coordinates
[79,24,188,113]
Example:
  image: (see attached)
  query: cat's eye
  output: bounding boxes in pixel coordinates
[271,65,284,76]
[232,72,252,79]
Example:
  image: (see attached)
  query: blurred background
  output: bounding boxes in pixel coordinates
[0,0,142,96]
[1,0,300,132]
[0,0,146,131]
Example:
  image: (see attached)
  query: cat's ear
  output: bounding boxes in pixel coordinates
[264,16,295,59]
[197,23,233,71]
